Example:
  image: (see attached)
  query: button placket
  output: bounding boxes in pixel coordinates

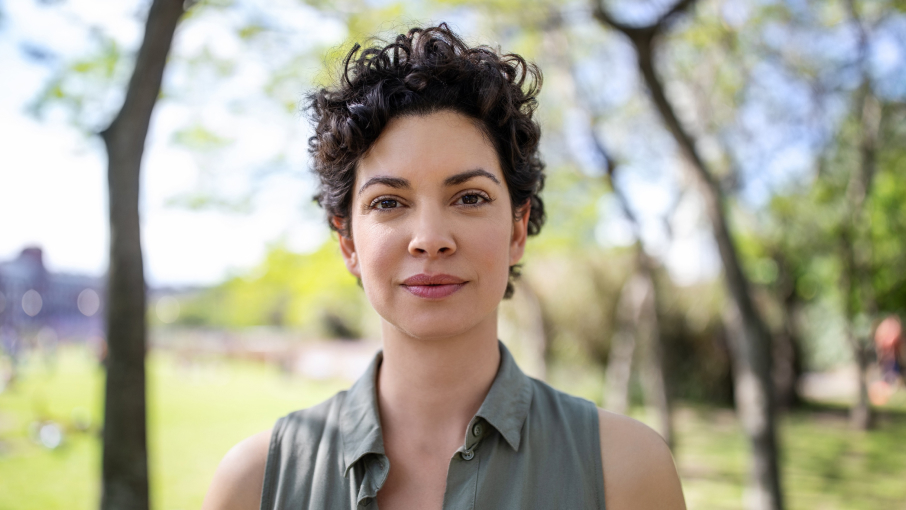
[460,419,485,461]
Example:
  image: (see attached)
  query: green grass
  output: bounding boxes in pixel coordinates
[0,345,347,510]
[671,404,906,510]
[2,345,906,509]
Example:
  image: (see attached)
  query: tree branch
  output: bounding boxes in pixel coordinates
[592,0,699,42]
[590,1,783,507]
[99,1,185,509]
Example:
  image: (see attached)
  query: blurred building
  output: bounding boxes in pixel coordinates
[0,247,105,344]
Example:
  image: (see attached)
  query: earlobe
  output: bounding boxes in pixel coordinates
[338,234,361,278]
[333,216,361,278]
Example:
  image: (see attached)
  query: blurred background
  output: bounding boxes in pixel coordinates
[1,0,905,508]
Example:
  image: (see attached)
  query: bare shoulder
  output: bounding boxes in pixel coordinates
[597,409,686,510]
[201,428,273,510]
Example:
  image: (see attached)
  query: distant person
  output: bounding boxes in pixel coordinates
[202,24,685,510]
[870,316,903,405]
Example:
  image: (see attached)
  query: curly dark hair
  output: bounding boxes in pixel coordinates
[307,23,545,298]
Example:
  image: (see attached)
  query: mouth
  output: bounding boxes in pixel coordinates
[401,274,467,299]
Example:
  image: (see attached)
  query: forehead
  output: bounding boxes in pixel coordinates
[355,111,502,188]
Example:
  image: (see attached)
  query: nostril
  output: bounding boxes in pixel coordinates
[408,238,454,256]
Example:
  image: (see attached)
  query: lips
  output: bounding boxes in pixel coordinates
[401,273,467,299]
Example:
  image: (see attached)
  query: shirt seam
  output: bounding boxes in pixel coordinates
[591,403,606,510]
[259,415,286,510]
[471,448,480,510]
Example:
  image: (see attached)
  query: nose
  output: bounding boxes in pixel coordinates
[408,205,456,258]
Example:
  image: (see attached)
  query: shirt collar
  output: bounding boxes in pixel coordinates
[475,341,534,451]
[339,350,386,477]
[338,340,534,476]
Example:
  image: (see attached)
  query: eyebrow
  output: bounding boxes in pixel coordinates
[357,168,502,196]
[444,168,501,187]
[357,176,410,196]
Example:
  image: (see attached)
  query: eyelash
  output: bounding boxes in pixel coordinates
[455,191,492,207]
[366,191,493,211]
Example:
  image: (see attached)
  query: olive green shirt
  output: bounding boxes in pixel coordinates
[260,342,605,509]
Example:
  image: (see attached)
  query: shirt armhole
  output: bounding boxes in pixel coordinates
[591,405,606,510]
[259,416,286,510]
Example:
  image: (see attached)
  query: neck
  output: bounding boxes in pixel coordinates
[377,310,501,442]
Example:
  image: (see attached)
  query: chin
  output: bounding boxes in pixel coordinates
[380,300,499,342]
[397,320,478,341]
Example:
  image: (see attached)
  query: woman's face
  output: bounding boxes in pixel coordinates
[337,110,530,341]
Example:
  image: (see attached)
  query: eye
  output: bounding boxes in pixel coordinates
[455,192,491,207]
[368,196,402,211]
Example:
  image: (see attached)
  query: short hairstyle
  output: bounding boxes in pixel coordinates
[307,23,546,298]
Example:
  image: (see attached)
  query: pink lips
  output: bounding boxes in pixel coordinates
[401,274,467,299]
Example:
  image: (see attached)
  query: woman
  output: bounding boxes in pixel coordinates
[202,24,685,510]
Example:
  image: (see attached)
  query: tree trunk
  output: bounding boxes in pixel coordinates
[840,226,874,430]
[592,2,783,508]
[99,2,183,509]
[605,274,647,414]
[636,261,674,448]
[772,254,803,410]
[644,45,783,510]
[773,312,802,411]
[850,341,873,429]
[540,17,676,440]
[722,303,782,510]
[841,0,882,432]
[839,82,881,430]
[554,21,677,444]
[604,265,673,447]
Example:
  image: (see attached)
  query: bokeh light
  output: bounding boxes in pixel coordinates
[77,288,100,317]
[21,289,42,317]
[38,423,63,450]
[155,296,180,324]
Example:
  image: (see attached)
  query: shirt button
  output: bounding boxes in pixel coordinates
[461,449,475,461]
[472,423,483,437]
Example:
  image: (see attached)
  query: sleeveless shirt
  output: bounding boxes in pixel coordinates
[260,342,606,509]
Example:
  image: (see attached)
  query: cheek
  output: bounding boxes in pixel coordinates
[354,222,403,286]
[467,218,515,279]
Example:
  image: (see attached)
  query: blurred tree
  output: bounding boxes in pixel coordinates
[603,184,674,446]
[527,13,678,445]
[836,0,883,430]
[99,2,185,510]
[170,241,367,337]
[742,0,906,429]
[590,2,784,508]
[734,229,807,411]
[568,31,677,447]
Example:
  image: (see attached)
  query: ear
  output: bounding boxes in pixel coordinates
[333,216,361,278]
[509,200,532,266]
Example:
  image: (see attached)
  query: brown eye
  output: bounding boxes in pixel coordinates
[378,199,398,209]
[454,192,491,207]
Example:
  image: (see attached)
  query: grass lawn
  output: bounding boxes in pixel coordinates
[674,405,906,509]
[0,345,347,510]
[1,344,906,509]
